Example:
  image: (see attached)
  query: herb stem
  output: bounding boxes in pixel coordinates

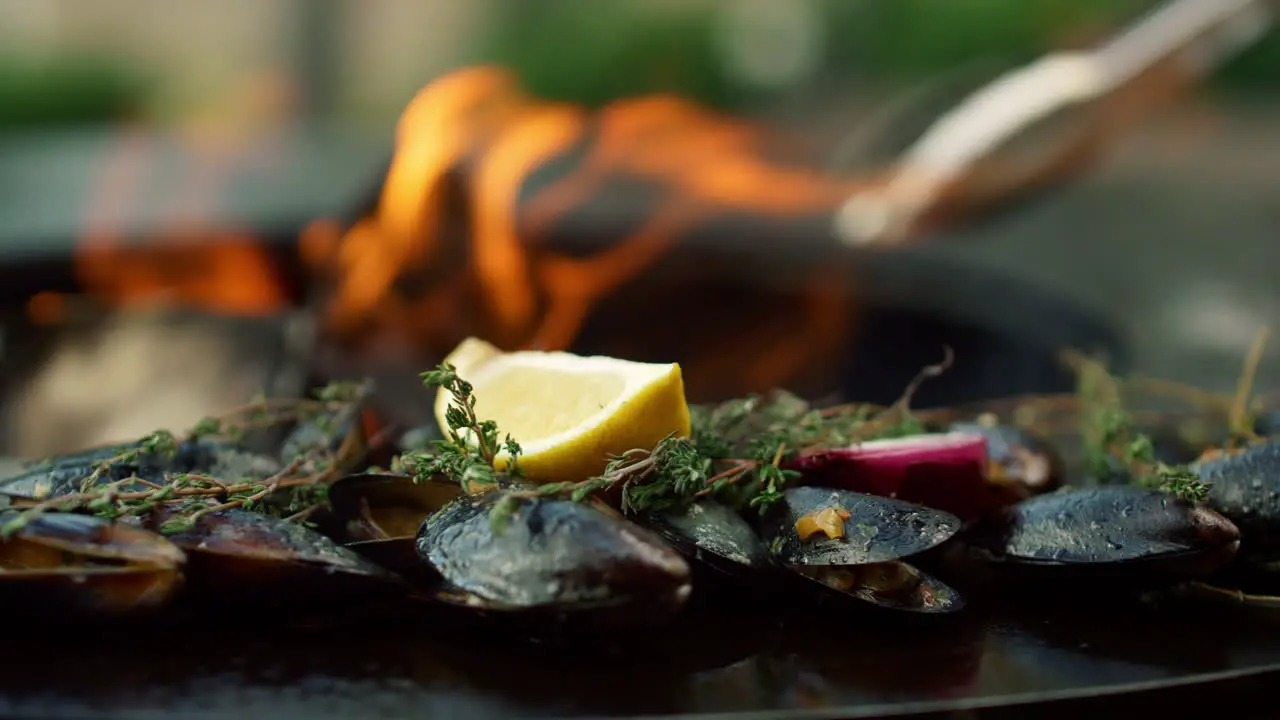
[283,504,322,524]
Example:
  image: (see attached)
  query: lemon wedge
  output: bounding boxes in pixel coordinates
[433,337,691,483]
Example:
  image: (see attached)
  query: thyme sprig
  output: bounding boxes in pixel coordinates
[0,380,370,538]
[397,363,523,493]
[409,348,953,529]
[1070,352,1212,503]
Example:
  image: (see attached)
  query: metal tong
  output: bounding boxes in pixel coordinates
[834,0,1276,246]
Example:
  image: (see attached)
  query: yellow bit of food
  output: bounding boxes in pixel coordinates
[795,507,848,542]
[434,337,692,483]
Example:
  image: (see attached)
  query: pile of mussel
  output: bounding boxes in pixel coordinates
[2,385,1280,628]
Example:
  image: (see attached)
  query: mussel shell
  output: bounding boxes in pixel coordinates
[19,441,154,469]
[0,465,154,502]
[417,490,691,614]
[327,472,464,543]
[759,487,962,567]
[947,421,1063,494]
[280,396,372,469]
[168,439,283,481]
[418,583,690,636]
[342,537,439,584]
[964,485,1240,578]
[156,509,402,603]
[640,499,776,580]
[1253,409,1280,438]
[0,513,186,614]
[2,512,186,566]
[1198,442,1280,560]
[0,438,282,503]
[789,560,964,615]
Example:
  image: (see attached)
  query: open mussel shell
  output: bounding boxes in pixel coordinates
[759,487,962,567]
[417,490,692,626]
[0,512,186,614]
[151,508,402,605]
[960,485,1241,592]
[324,472,465,582]
[648,491,965,615]
[328,472,463,542]
[788,560,964,615]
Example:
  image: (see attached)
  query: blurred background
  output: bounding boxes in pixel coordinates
[2,0,1279,456]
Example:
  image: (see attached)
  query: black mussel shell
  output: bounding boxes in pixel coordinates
[760,487,962,567]
[0,439,175,500]
[640,499,777,581]
[327,472,464,543]
[0,462,160,501]
[1253,409,1280,438]
[417,490,691,620]
[153,509,402,604]
[280,393,372,469]
[324,472,465,583]
[1198,442,1280,561]
[168,438,283,481]
[416,583,702,641]
[789,560,964,615]
[0,437,282,504]
[19,441,151,469]
[0,512,186,614]
[964,485,1240,583]
[948,421,1063,495]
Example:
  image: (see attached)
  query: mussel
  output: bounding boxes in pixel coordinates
[417,489,692,625]
[0,512,186,614]
[1197,441,1280,564]
[641,499,777,584]
[145,508,402,605]
[0,438,176,501]
[645,490,964,614]
[960,485,1241,592]
[0,437,283,505]
[761,487,962,567]
[325,472,463,582]
[947,421,1064,498]
[757,486,964,614]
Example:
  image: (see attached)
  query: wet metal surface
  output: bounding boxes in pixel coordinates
[0,596,1278,718]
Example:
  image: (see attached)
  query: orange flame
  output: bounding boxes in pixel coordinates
[319,66,875,400]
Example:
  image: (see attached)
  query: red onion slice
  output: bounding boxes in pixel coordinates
[783,432,1008,520]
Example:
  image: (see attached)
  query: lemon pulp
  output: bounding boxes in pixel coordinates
[471,368,625,440]
[434,337,692,484]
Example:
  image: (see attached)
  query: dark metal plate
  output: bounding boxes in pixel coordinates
[1,595,1276,718]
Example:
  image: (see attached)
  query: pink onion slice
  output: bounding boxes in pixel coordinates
[783,432,1005,520]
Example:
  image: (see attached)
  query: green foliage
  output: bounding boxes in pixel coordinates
[0,53,149,131]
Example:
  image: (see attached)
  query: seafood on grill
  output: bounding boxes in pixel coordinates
[1,347,1278,631]
[0,381,385,615]
[136,507,403,604]
[416,487,693,624]
[642,490,964,614]
[959,485,1241,592]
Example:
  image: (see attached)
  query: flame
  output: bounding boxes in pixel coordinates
[323,66,873,399]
